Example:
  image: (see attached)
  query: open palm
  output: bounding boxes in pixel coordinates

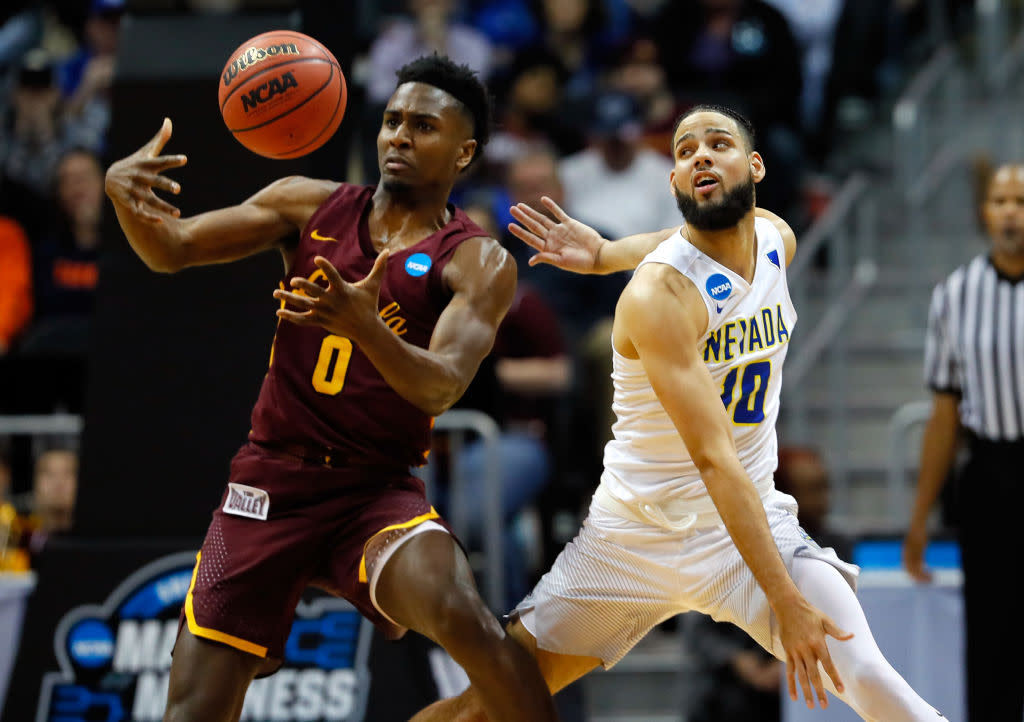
[508,196,605,274]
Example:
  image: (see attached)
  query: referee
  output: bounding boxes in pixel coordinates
[903,161,1024,722]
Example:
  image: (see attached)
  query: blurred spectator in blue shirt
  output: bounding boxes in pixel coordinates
[57,0,121,154]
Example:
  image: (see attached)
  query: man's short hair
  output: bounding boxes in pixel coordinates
[396,54,493,167]
[673,104,756,152]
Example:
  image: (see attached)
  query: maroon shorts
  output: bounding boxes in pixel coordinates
[181,442,452,662]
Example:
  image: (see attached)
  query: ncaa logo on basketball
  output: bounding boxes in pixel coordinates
[405,253,432,277]
[240,71,299,113]
[37,552,373,722]
[705,273,733,302]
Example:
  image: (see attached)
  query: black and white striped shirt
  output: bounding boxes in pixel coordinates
[925,255,1024,441]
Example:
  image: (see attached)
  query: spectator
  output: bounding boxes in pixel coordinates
[527,0,626,101]
[0,448,31,572]
[760,0,844,144]
[0,215,32,355]
[559,89,679,240]
[682,612,782,722]
[19,147,103,356]
[775,445,853,560]
[651,0,804,215]
[0,4,41,71]
[57,0,123,153]
[0,47,71,238]
[20,447,78,560]
[437,202,571,610]
[903,160,1024,722]
[484,47,586,180]
[605,36,682,159]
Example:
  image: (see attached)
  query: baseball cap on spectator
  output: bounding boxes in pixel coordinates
[588,90,642,139]
[16,48,55,89]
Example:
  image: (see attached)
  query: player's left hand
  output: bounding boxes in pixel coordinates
[776,597,853,710]
[273,252,389,341]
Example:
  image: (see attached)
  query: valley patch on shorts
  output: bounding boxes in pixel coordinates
[182,442,453,660]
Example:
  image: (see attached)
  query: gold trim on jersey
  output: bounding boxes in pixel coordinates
[185,551,269,657]
[358,507,441,583]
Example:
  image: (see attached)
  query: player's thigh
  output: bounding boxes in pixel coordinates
[166,625,265,720]
[507,618,601,694]
[372,528,497,638]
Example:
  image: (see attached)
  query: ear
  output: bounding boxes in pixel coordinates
[750,151,766,184]
[455,139,478,174]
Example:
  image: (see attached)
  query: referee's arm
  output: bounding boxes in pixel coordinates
[904,282,962,582]
[904,392,960,582]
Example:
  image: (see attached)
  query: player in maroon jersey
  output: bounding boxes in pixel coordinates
[103,55,559,722]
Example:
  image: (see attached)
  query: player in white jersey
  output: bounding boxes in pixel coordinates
[413,105,947,721]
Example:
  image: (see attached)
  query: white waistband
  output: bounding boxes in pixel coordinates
[592,476,775,531]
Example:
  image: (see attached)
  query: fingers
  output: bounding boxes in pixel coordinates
[824,619,853,643]
[275,308,318,325]
[540,195,571,222]
[147,117,173,157]
[527,251,560,267]
[507,221,546,252]
[360,249,389,285]
[273,289,316,309]
[130,186,180,218]
[288,278,325,297]
[510,203,555,237]
[140,154,188,172]
[313,256,347,288]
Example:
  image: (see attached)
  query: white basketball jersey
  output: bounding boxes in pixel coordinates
[601,216,796,505]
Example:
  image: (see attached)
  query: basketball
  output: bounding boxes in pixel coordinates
[218,30,347,159]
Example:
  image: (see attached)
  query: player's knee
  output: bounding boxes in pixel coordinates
[838,657,896,705]
[427,584,503,649]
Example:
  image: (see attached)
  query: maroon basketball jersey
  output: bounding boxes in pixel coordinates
[249,183,488,467]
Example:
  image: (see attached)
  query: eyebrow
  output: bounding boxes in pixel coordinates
[675,128,735,148]
[383,109,443,120]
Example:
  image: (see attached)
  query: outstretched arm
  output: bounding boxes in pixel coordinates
[105,118,335,273]
[275,237,516,416]
[617,264,851,709]
[508,197,791,274]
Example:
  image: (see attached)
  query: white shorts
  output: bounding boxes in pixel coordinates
[515,489,858,668]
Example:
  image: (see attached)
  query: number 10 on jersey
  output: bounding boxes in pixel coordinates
[719,360,771,425]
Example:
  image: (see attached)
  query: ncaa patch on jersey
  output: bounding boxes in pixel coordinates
[706,273,733,302]
[405,253,432,277]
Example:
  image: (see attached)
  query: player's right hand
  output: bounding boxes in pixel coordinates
[508,196,605,273]
[776,597,853,710]
[902,523,933,583]
[104,117,187,224]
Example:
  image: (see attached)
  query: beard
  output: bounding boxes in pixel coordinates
[674,174,755,230]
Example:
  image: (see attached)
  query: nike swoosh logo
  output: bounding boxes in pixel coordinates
[716,304,724,313]
[310,229,338,242]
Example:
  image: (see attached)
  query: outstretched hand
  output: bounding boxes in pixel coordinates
[776,598,854,709]
[104,117,188,223]
[508,196,606,273]
[274,252,389,342]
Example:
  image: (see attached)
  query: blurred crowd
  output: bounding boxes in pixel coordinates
[0,0,966,576]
